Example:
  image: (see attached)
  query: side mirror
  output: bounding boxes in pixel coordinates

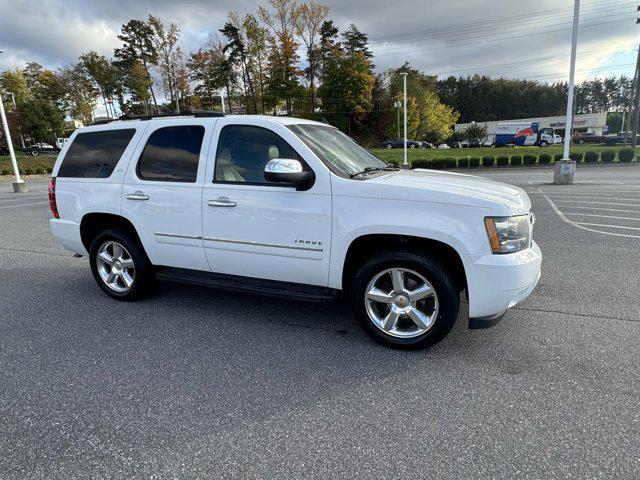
[264,159,312,188]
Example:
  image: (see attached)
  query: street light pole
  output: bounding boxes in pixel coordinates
[0,93,26,192]
[220,93,226,114]
[401,72,408,169]
[7,92,26,149]
[394,100,401,139]
[554,0,580,185]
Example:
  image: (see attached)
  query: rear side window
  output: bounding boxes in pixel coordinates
[137,126,205,182]
[57,129,136,178]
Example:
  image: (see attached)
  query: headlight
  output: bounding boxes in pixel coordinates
[484,214,532,254]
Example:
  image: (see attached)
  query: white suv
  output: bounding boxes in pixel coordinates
[49,113,541,349]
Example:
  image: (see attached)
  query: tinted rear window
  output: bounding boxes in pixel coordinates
[58,129,136,178]
[137,126,205,182]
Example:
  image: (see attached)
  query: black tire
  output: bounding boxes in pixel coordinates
[349,249,460,350]
[31,149,39,157]
[89,228,154,300]
[540,141,548,147]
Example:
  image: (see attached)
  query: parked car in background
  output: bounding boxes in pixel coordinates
[604,132,640,145]
[25,143,60,156]
[437,143,450,149]
[56,137,69,150]
[481,139,494,147]
[48,113,541,349]
[573,132,605,144]
[419,141,434,149]
[467,138,482,148]
[554,134,563,145]
[383,138,422,149]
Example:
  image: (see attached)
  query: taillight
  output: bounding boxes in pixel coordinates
[48,177,59,219]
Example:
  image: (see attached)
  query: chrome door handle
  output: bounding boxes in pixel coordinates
[208,197,237,207]
[126,191,149,201]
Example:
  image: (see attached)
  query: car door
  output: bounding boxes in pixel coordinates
[201,118,332,287]
[121,118,215,271]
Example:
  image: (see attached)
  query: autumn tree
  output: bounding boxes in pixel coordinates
[295,0,329,110]
[148,15,183,109]
[115,19,159,113]
[259,0,302,115]
[187,41,236,112]
[60,63,98,125]
[79,52,120,118]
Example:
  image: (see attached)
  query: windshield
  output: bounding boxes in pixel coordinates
[288,124,387,177]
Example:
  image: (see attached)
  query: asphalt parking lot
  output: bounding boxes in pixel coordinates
[1,165,640,479]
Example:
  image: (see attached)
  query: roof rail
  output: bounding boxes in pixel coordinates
[92,110,224,125]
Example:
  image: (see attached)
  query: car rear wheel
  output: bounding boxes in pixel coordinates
[350,250,460,349]
[89,228,154,300]
[31,149,39,156]
[540,141,549,147]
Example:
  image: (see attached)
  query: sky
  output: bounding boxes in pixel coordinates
[0,0,637,96]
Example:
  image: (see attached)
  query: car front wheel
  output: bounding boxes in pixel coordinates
[89,228,154,300]
[350,250,460,349]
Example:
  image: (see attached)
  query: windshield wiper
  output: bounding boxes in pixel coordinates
[349,164,399,178]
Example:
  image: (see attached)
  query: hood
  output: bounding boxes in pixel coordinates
[350,169,530,215]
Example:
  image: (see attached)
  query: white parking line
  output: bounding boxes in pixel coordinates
[574,222,640,231]
[0,201,48,209]
[555,205,640,213]
[552,199,640,207]
[565,212,640,221]
[546,194,640,202]
[529,182,640,239]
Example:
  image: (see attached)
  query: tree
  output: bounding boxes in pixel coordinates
[318,49,375,132]
[115,19,159,113]
[187,42,236,111]
[342,24,373,63]
[244,14,269,113]
[79,52,120,118]
[259,0,302,114]
[463,123,488,140]
[120,60,153,114]
[61,63,98,125]
[295,0,329,110]
[221,18,257,112]
[148,15,182,109]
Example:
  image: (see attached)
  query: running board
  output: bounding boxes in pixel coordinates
[155,267,340,303]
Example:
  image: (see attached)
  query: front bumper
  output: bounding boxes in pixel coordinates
[464,241,542,323]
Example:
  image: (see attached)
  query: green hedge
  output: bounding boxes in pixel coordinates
[431,158,445,169]
[457,158,469,168]
[1,169,10,176]
[24,168,33,175]
[496,155,509,166]
[584,151,599,163]
[569,152,583,162]
[482,156,495,167]
[511,155,522,166]
[469,157,480,168]
[539,154,552,164]
[412,159,431,169]
[601,150,615,162]
[554,153,563,162]
[523,154,537,165]
[619,148,635,162]
[444,157,457,169]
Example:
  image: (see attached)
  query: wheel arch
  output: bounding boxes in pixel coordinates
[80,212,145,254]
[339,233,467,295]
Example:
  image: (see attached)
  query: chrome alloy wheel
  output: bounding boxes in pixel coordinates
[96,241,135,293]
[364,268,439,338]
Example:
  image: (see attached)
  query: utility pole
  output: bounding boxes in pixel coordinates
[220,92,226,114]
[174,90,181,115]
[401,72,408,169]
[554,0,580,185]
[624,46,640,145]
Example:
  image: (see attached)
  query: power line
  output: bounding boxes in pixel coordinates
[369,0,633,44]
[372,15,635,58]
